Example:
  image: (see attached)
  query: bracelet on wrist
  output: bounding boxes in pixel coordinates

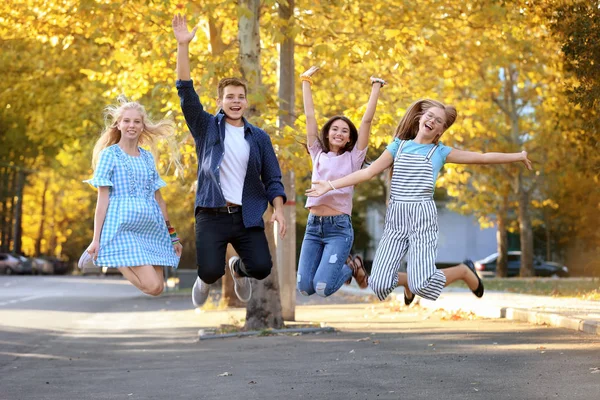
[371,77,387,87]
[327,180,337,191]
[301,76,313,85]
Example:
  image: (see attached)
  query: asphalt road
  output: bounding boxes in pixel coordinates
[0,276,599,400]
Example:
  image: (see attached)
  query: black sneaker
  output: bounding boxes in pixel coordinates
[464,259,484,298]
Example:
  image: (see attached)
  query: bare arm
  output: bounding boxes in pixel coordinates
[306,150,394,197]
[355,77,386,151]
[300,66,320,147]
[92,187,110,242]
[155,190,170,223]
[155,190,183,256]
[172,13,198,81]
[446,149,533,170]
[86,186,110,259]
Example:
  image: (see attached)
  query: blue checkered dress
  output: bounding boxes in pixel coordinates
[84,144,180,268]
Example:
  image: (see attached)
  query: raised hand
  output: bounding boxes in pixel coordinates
[521,151,533,171]
[301,66,320,78]
[305,180,332,197]
[172,13,198,45]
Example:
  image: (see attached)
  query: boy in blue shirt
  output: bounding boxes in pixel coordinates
[172,13,287,307]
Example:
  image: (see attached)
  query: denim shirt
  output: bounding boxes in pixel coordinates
[176,80,286,228]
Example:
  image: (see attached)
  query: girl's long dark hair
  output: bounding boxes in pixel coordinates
[318,115,358,154]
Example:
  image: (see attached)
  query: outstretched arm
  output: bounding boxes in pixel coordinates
[300,66,320,147]
[355,77,386,151]
[172,13,198,81]
[306,150,394,197]
[446,149,533,170]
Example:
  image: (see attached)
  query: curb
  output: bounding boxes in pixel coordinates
[338,285,600,337]
[198,326,336,340]
[419,297,600,337]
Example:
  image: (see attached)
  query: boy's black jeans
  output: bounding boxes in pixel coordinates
[194,207,272,284]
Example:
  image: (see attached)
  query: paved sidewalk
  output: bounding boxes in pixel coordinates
[340,285,600,336]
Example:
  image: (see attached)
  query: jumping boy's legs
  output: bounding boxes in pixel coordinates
[193,210,229,307]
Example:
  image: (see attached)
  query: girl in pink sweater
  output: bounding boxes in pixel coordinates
[297,66,385,297]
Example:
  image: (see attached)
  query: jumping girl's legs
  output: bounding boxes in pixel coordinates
[398,262,479,298]
[297,227,324,296]
[368,203,411,301]
[119,265,165,296]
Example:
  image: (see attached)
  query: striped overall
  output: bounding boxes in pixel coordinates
[368,140,447,301]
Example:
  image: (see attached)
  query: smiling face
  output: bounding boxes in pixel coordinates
[327,119,351,151]
[320,116,358,154]
[117,109,144,142]
[418,107,447,142]
[217,85,247,126]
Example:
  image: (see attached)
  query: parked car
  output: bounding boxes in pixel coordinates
[0,253,33,274]
[474,251,569,278]
[43,257,70,275]
[32,257,54,274]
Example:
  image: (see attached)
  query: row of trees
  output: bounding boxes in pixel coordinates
[1,1,598,326]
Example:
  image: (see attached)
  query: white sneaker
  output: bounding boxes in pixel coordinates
[77,251,95,270]
[228,256,252,303]
[192,277,211,307]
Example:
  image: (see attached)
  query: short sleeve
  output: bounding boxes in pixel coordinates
[350,144,368,170]
[154,176,167,191]
[437,142,453,163]
[84,148,114,188]
[385,138,401,158]
[307,139,323,160]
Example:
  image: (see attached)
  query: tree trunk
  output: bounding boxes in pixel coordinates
[35,178,49,256]
[276,0,296,322]
[12,169,25,254]
[48,190,59,256]
[238,0,263,116]
[496,195,509,278]
[0,167,9,252]
[518,175,534,277]
[544,209,551,261]
[245,209,284,330]
[239,0,283,329]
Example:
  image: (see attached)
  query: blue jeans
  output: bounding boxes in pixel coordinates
[297,214,354,297]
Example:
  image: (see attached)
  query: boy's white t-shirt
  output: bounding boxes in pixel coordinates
[220,123,250,205]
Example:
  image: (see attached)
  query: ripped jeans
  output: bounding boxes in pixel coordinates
[297,214,354,297]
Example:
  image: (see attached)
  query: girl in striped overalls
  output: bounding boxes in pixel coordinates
[306,99,533,303]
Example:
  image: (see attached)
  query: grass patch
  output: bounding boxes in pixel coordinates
[456,278,600,300]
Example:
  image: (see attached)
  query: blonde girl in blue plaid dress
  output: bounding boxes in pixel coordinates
[80,98,182,296]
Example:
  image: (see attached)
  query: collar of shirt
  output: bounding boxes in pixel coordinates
[216,110,254,137]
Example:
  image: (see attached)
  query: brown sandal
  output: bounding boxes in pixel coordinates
[346,254,369,289]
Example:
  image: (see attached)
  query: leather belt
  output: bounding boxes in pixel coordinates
[197,205,241,214]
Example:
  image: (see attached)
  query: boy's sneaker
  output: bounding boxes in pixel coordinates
[77,251,95,270]
[228,256,252,303]
[192,277,211,307]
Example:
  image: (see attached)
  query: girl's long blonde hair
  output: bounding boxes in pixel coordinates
[91,96,180,171]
